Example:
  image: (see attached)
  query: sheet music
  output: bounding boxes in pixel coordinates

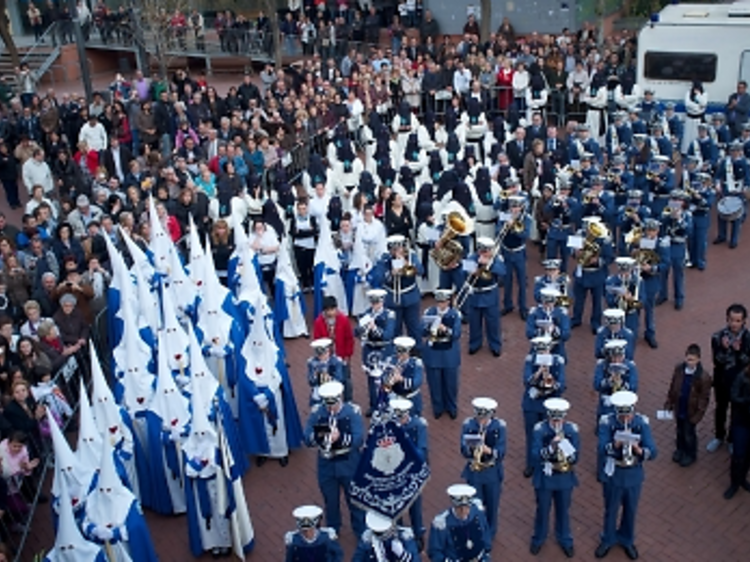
[535,354,554,366]
[558,438,576,457]
[656,410,674,420]
[606,285,626,295]
[614,430,641,444]
[639,238,656,250]
[425,226,440,242]
[463,260,478,274]
[567,235,584,249]
[391,258,405,270]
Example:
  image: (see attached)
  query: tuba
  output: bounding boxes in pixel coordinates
[431,204,474,270]
[577,221,609,266]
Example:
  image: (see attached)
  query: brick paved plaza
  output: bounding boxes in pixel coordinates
[18,219,749,561]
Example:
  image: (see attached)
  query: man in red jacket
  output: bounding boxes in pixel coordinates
[313,296,355,402]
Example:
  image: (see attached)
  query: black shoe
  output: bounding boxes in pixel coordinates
[256,456,267,467]
[713,237,726,245]
[37,493,49,504]
[434,412,443,420]
[523,466,534,478]
[623,544,639,560]
[675,302,683,310]
[672,450,683,463]
[469,348,480,355]
[501,307,514,316]
[520,309,528,321]
[417,536,425,552]
[646,336,659,349]
[365,408,374,418]
[449,411,457,419]
[724,484,739,499]
[571,321,581,329]
[461,317,469,325]
[679,456,695,467]
[730,241,738,249]
[655,296,667,306]
[742,480,750,492]
[530,542,542,555]
[492,349,502,357]
[279,456,289,467]
[595,542,611,558]
[562,544,575,558]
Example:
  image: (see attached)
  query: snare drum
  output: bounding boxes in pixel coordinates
[717,195,744,222]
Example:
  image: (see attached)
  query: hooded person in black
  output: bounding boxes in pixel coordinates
[262,199,285,240]
[308,153,328,186]
[398,166,416,195]
[473,167,494,207]
[404,133,422,164]
[358,171,377,206]
[423,111,437,141]
[445,132,461,165]
[428,150,443,183]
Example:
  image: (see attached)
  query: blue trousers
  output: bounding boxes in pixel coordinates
[643,283,658,339]
[688,221,709,269]
[572,281,604,330]
[392,302,422,344]
[546,238,570,273]
[318,458,366,536]
[468,306,502,354]
[465,474,502,539]
[624,311,640,339]
[503,251,527,312]
[533,487,574,548]
[425,366,459,416]
[440,268,468,314]
[524,409,545,469]
[601,481,642,548]
[659,251,685,304]
[718,216,743,246]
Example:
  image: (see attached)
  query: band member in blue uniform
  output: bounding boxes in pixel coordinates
[421,289,462,419]
[307,338,345,406]
[436,202,472,308]
[713,141,750,248]
[627,218,669,349]
[499,195,530,319]
[629,134,651,193]
[391,398,429,549]
[647,155,674,217]
[594,309,636,361]
[593,340,640,422]
[356,289,397,416]
[529,398,579,559]
[687,172,716,270]
[353,511,422,562]
[428,484,492,562]
[369,234,424,342]
[687,123,718,172]
[522,336,566,478]
[464,236,506,357]
[284,505,343,562]
[595,391,657,560]
[605,112,632,162]
[649,121,672,158]
[605,258,645,339]
[571,216,613,334]
[568,124,603,166]
[617,190,650,254]
[658,190,692,309]
[545,184,580,273]
[384,337,424,416]
[304,381,366,537]
[460,397,506,540]
[526,286,571,360]
[607,155,634,211]
[711,112,732,154]
[533,259,569,305]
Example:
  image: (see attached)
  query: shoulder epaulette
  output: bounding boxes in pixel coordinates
[432,510,448,530]
[284,531,296,546]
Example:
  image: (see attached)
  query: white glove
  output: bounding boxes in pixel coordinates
[95,525,113,542]
[253,394,269,410]
[211,346,227,358]
[391,538,404,557]
[175,374,190,387]
[169,428,182,442]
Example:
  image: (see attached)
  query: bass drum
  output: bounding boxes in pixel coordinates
[717,196,744,222]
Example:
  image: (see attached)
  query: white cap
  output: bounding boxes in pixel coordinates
[653,155,669,163]
[366,511,394,533]
[615,256,636,268]
[389,398,413,413]
[544,397,570,416]
[603,308,626,321]
[476,236,495,249]
[434,289,453,302]
[387,234,407,246]
[604,338,628,352]
[542,259,561,270]
[293,505,323,528]
[540,286,561,300]
[610,390,638,410]
[318,381,344,402]
[531,335,553,348]
[508,195,525,207]
[447,484,477,504]
[394,336,416,351]
[472,397,498,413]
[582,215,603,224]
[367,288,387,301]
[311,338,333,351]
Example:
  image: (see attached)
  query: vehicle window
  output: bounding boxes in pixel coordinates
[644,52,717,82]
[739,50,750,83]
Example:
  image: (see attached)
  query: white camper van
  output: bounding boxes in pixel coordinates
[637,1,750,111]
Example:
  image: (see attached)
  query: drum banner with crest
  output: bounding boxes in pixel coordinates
[350,419,430,519]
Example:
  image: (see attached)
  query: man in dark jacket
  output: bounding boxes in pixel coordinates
[153,90,174,155]
[664,343,712,467]
[420,10,440,42]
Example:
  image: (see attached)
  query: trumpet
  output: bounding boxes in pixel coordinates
[620,417,637,467]
[427,314,448,343]
[323,415,337,456]
[317,367,332,385]
[556,274,572,308]
[552,423,571,473]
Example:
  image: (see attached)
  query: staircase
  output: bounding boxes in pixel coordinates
[0,24,62,91]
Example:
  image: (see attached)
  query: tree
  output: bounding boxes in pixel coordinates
[133,0,191,78]
[261,0,283,68]
[0,0,20,67]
